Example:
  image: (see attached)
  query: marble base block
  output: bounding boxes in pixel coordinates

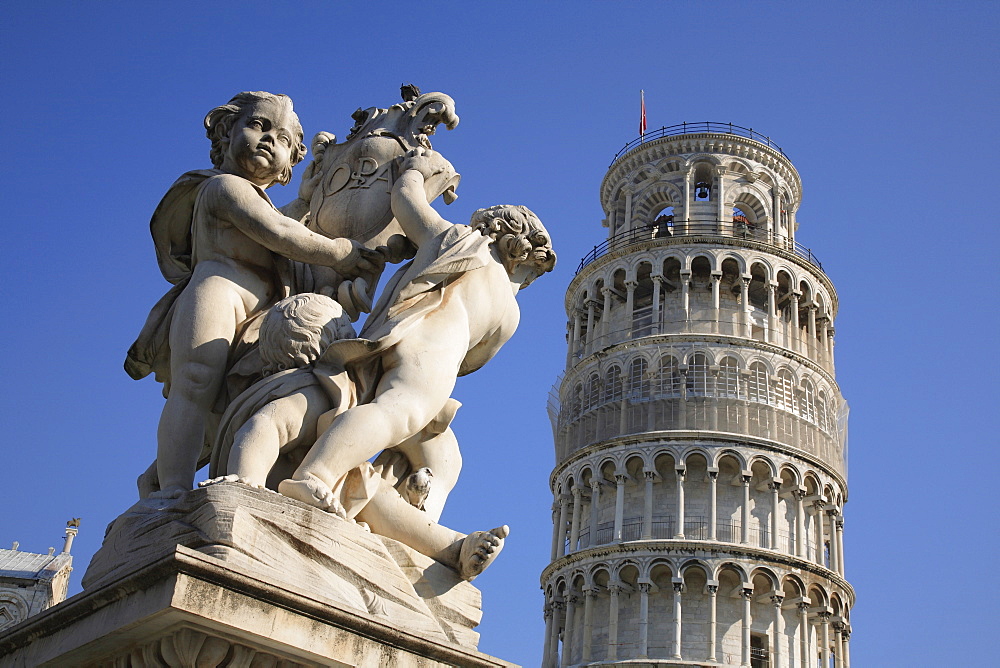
[0,483,516,667]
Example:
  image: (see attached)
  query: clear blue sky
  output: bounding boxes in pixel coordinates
[2,3,997,665]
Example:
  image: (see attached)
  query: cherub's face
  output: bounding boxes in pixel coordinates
[222,97,300,187]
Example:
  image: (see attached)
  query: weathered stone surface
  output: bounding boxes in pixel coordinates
[0,545,516,667]
[82,482,483,650]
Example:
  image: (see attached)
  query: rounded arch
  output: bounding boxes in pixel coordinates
[632,181,684,223]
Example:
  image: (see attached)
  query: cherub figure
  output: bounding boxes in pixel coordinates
[277,149,556,522]
[204,292,503,580]
[125,92,382,499]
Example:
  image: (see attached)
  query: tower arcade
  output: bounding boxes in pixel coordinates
[541,123,853,667]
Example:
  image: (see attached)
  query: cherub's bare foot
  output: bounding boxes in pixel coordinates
[199,474,240,487]
[278,475,346,518]
[458,525,509,581]
[147,484,186,500]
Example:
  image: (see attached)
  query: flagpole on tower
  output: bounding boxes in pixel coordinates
[639,89,647,141]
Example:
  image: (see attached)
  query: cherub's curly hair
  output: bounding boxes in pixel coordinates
[204,91,307,186]
[259,294,355,376]
[469,205,556,287]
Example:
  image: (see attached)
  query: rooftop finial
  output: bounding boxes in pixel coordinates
[62,519,80,554]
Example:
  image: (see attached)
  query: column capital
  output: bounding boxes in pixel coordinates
[607,583,623,595]
[582,586,599,598]
[552,599,566,611]
[817,610,832,622]
[643,470,657,482]
[705,583,719,596]
[740,587,754,601]
[614,473,628,485]
[770,594,785,608]
[624,279,638,290]
[571,486,583,499]
[767,481,781,492]
[639,582,653,594]
[565,594,579,605]
[589,479,602,492]
[797,601,811,612]
[672,581,684,593]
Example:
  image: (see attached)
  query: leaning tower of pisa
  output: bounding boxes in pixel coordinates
[541,123,853,668]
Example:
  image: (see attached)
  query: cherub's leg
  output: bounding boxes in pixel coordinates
[154,278,246,497]
[356,478,508,581]
[227,389,326,488]
[394,427,462,523]
[285,343,463,504]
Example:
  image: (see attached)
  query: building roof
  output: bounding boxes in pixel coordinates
[0,548,70,581]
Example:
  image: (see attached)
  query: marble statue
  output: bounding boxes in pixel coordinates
[124,91,383,499]
[118,87,554,590]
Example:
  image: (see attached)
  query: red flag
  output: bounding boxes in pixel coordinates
[639,90,647,137]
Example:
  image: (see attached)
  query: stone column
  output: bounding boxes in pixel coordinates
[820,318,830,358]
[550,502,561,561]
[651,274,663,335]
[741,473,751,544]
[819,611,832,668]
[557,495,570,557]
[798,602,810,668]
[625,280,637,338]
[706,583,719,662]
[793,490,806,558]
[771,594,785,668]
[581,587,597,662]
[561,594,577,667]
[769,481,781,550]
[569,311,582,367]
[589,480,601,547]
[549,599,564,668]
[711,271,722,333]
[680,271,692,331]
[613,474,627,542]
[623,187,633,231]
[569,487,583,553]
[842,629,852,668]
[741,276,752,337]
[826,508,840,573]
[814,501,826,566]
[766,282,777,343]
[833,621,844,668]
[601,286,614,344]
[682,172,691,223]
[642,470,655,539]
[708,469,719,540]
[584,299,596,355]
[828,327,836,367]
[807,304,817,356]
[542,601,553,668]
[672,579,684,660]
[715,167,726,224]
[607,584,621,661]
[674,466,687,538]
[790,292,801,352]
[638,582,651,658]
[741,588,753,667]
[836,517,846,576]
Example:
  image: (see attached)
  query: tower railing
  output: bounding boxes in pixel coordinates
[610,122,787,167]
[576,221,823,274]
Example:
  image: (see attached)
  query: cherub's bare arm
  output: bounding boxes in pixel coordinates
[391,169,453,249]
[207,174,382,277]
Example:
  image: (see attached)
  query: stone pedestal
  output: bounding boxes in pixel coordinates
[0,483,516,667]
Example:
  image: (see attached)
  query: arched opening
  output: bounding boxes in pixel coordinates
[693,163,714,201]
[747,263,769,342]
[716,565,746,664]
[652,354,681,430]
[720,258,743,336]
[690,256,713,332]
[649,562,675,659]
[653,452,678,537]
[717,454,744,543]
[652,205,675,238]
